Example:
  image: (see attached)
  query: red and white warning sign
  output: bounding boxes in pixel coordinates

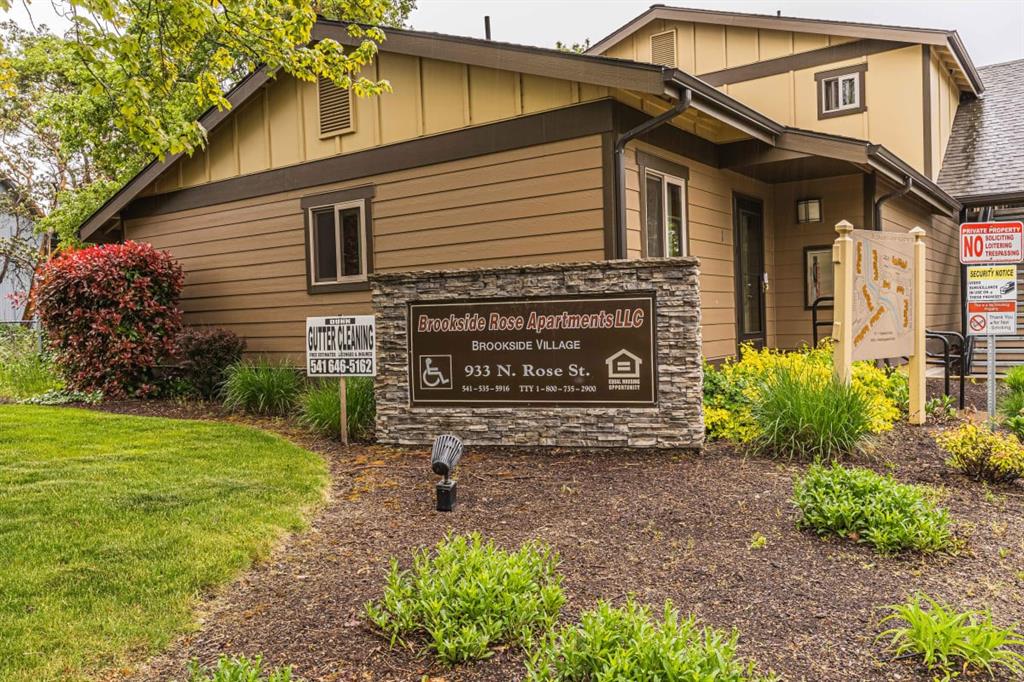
[967,301,1017,335]
[960,222,1024,264]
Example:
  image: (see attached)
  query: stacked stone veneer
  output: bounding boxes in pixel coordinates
[370,259,703,449]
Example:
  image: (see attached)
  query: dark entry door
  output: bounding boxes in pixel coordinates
[734,196,767,349]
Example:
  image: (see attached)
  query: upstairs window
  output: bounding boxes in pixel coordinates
[318,75,355,137]
[815,64,867,119]
[308,199,367,285]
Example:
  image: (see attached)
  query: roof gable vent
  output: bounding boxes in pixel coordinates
[650,30,677,68]
[318,76,354,137]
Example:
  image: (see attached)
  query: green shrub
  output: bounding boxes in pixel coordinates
[936,423,1024,484]
[703,342,904,443]
[1005,365,1024,395]
[364,532,564,665]
[925,394,957,421]
[1006,415,1024,442]
[174,326,246,399]
[999,388,1024,420]
[221,360,302,416]
[0,326,63,400]
[525,599,776,682]
[793,464,954,555]
[751,365,874,460]
[187,655,299,681]
[298,377,376,441]
[878,593,1024,678]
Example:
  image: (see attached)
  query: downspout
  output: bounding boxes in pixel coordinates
[873,175,913,231]
[613,88,692,258]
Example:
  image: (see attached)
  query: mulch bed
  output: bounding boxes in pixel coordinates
[86,379,1024,682]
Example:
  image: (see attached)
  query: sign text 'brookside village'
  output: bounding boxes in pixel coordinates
[407,294,657,408]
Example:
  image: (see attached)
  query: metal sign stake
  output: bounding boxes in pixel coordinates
[987,333,996,422]
[339,376,349,445]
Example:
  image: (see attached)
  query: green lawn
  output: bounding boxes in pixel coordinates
[0,405,328,681]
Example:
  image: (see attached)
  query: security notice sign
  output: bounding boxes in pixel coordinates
[306,315,376,376]
[966,266,1017,302]
[960,222,1024,264]
[967,301,1017,336]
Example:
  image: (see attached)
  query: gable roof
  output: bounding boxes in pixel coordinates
[588,4,983,95]
[78,22,784,240]
[939,59,1024,205]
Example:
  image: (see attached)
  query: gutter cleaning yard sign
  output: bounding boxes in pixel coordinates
[306,314,376,445]
[306,315,376,377]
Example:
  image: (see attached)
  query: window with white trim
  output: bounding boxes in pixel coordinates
[308,199,367,284]
[644,171,687,257]
[820,72,860,114]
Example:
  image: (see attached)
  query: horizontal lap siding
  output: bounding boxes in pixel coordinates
[624,140,774,360]
[125,135,607,360]
[881,193,961,331]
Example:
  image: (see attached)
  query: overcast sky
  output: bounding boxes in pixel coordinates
[7,1,1023,67]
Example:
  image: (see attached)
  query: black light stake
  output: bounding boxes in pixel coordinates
[430,434,463,512]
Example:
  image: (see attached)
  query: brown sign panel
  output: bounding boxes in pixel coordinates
[408,293,657,407]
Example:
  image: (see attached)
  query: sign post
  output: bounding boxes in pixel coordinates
[306,315,377,445]
[960,221,1023,421]
[831,220,926,423]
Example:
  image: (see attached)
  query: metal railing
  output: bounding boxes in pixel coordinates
[808,301,967,409]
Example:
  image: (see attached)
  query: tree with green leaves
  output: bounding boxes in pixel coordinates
[0,0,415,245]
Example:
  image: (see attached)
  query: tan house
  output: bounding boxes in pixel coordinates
[77,6,1021,361]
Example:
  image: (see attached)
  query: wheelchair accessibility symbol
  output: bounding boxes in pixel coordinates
[419,355,453,390]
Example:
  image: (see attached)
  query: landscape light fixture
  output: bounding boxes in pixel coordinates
[797,198,822,224]
[430,434,464,512]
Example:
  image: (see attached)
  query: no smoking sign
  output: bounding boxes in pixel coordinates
[967,302,1017,335]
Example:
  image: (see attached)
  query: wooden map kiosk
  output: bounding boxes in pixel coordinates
[831,220,927,424]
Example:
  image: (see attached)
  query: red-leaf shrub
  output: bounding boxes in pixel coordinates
[35,241,184,398]
[173,326,246,399]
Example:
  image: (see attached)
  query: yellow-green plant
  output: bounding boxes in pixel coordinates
[936,424,1024,484]
[878,594,1024,678]
[703,343,906,442]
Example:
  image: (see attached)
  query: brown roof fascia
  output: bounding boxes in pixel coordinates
[587,5,983,94]
[78,67,274,241]
[313,21,673,96]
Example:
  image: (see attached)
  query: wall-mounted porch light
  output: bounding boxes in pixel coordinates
[797,198,822,224]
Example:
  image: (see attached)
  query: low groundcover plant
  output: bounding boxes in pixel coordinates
[936,423,1024,484]
[878,593,1024,678]
[364,532,565,665]
[525,598,776,682]
[793,463,955,555]
[187,655,299,681]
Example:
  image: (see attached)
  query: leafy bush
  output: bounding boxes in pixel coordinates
[925,394,957,421]
[0,325,63,400]
[298,376,376,441]
[35,241,183,398]
[1005,365,1024,395]
[20,388,103,405]
[221,360,302,416]
[999,388,1024,420]
[793,464,954,555]
[525,599,776,682]
[1006,415,1024,442]
[936,423,1024,484]
[751,365,874,460]
[878,593,1024,678]
[187,655,299,681]
[364,533,564,665]
[703,343,905,442]
[174,327,245,399]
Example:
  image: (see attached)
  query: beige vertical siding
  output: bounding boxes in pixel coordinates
[622,140,775,360]
[140,57,609,195]
[125,136,607,359]
[600,19,857,73]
